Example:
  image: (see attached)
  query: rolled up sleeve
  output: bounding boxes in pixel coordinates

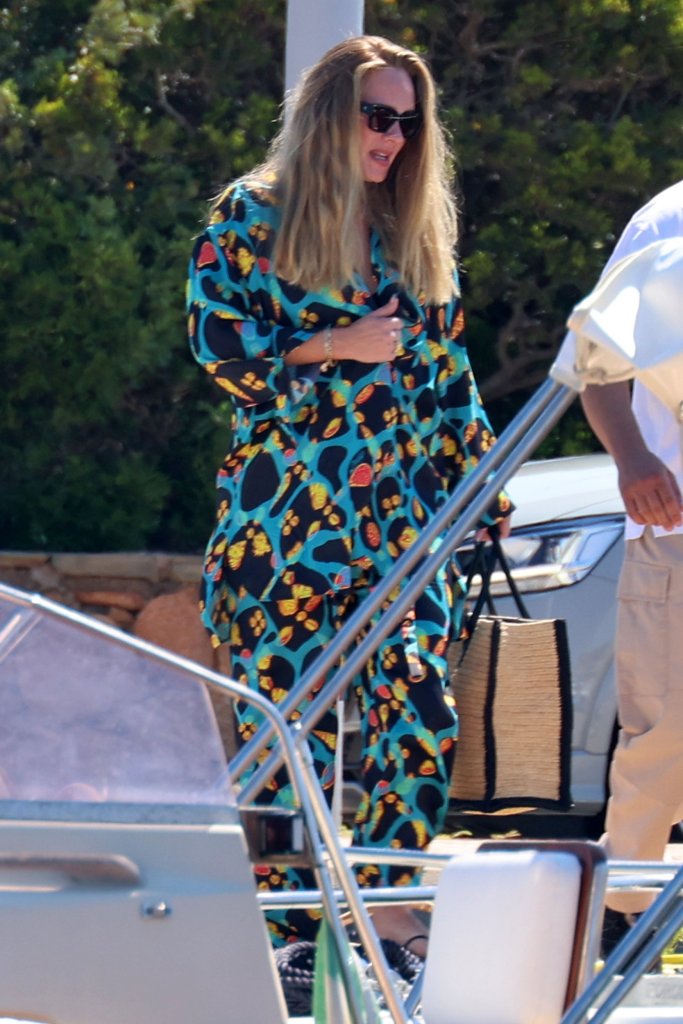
[433,279,512,524]
[187,215,315,412]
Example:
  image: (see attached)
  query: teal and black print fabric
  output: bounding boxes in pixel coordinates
[187,179,510,643]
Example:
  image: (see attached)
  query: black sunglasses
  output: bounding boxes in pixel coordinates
[360,101,423,140]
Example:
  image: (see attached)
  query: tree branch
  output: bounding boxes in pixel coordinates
[155,69,195,133]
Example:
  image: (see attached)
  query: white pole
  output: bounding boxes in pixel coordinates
[284,0,364,95]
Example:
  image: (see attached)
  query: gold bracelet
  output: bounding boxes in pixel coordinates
[321,325,336,370]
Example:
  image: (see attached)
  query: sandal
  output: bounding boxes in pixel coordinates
[402,933,429,959]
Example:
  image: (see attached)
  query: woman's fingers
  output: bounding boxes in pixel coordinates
[341,303,404,362]
[366,295,399,318]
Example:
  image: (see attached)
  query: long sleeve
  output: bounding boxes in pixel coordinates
[431,276,512,524]
[186,185,320,417]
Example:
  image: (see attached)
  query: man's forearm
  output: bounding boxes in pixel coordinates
[580,382,649,464]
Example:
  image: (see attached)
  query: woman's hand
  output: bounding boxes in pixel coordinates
[283,295,405,368]
[332,295,404,363]
[475,517,512,543]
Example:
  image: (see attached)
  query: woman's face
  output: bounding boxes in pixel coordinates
[359,66,417,184]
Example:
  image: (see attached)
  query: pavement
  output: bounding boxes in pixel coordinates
[428,834,683,861]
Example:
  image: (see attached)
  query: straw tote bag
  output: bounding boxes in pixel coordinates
[448,531,573,814]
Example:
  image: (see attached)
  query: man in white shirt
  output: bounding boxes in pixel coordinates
[578,181,683,952]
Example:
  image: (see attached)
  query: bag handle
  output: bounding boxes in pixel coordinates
[488,527,530,619]
[463,525,530,642]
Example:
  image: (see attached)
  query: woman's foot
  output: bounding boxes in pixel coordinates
[370,905,430,959]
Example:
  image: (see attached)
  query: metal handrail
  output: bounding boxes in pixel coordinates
[7,586,683,1022]
[0,586,411,1023]
[561,861,683,1024]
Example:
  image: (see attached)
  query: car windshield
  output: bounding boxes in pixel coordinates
[0,586,232,813]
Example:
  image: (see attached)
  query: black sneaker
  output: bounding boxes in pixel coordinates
[601,907,633,960]
[601,907,661,972]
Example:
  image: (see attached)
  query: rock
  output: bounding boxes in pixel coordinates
[211,645,238,760]
[106,606,135,628]
[168,555,204,584]
[0,552,49,568]
[88,612,123,629]
[133,586,237,759]
[30,563,63,592]
[75,589,147,612]
[53,553,168,583]
[133,585,213,667]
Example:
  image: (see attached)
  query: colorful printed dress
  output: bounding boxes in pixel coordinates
[188,179,507,620]
[187,178,510,945]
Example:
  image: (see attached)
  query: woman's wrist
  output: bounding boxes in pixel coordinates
[321,325,337,369]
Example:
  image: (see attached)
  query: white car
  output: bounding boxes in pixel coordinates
[460,452,625,831]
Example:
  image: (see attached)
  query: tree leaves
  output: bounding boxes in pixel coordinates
[367,0,683,441]
[2,0,682,549]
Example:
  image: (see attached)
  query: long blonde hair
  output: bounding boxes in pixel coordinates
[247,36,459,304]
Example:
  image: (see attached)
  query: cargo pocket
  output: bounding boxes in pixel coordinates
[617,557,669,697]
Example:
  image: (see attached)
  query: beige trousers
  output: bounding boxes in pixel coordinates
[604,529,683,913]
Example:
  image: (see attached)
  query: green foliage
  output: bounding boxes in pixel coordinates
[367,0,683,437]
[0,0,284,551]
[2,0,683,551]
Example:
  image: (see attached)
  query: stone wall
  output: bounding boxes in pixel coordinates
[0,550,236,753]
[0,549,227,671]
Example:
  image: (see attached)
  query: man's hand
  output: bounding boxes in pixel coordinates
[581,381,683,531]
[618,450,683,531]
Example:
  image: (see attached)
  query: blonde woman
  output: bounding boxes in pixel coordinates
[188,35,511,954]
